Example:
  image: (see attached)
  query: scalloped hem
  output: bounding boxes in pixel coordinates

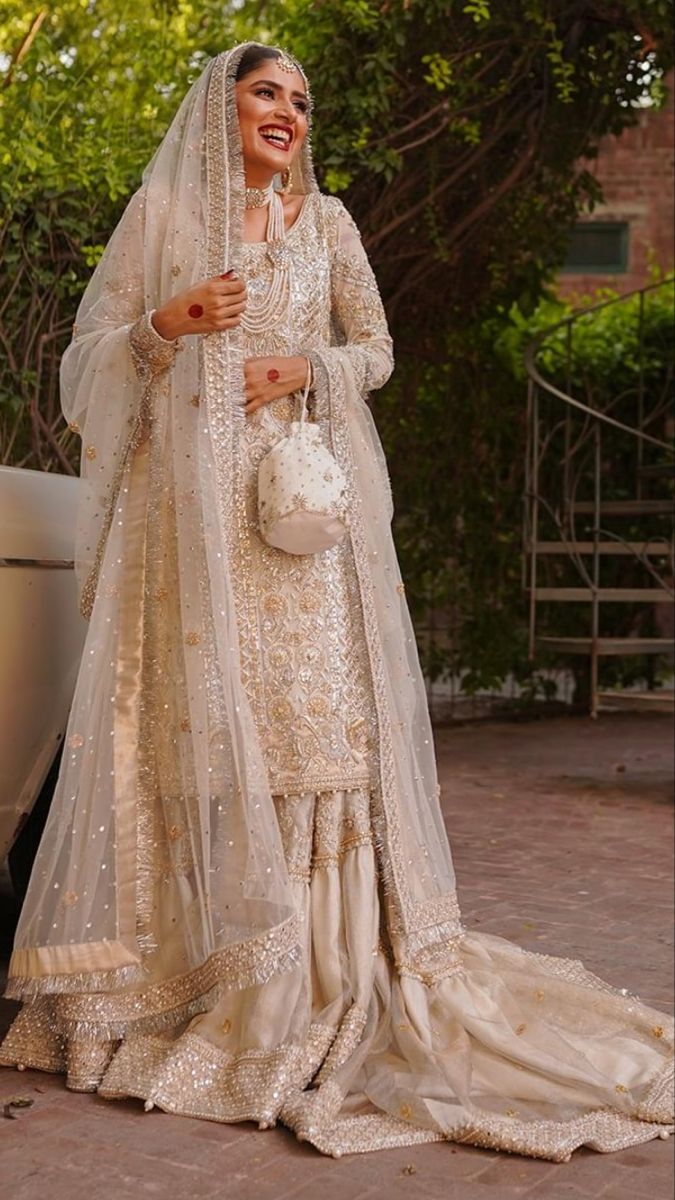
[2,1014,672,1162]
[282,1105,673,1161]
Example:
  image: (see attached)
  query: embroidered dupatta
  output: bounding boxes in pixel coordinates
[6,43,460,1004]
[3,44,672,1162]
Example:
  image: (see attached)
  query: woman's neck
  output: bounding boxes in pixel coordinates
[244,168,275,189]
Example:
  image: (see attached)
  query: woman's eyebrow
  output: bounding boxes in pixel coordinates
[253,78,308,100]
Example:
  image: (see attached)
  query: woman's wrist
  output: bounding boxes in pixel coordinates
[150,305,181,342]
[291,354,313,392]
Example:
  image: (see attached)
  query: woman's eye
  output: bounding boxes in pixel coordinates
[294,101,308,114]
[256,87,274,99]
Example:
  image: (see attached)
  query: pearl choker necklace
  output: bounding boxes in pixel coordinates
[245,184,275,209]
[241,183,292,336]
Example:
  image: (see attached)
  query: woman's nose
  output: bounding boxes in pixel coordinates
[274,101,296,124]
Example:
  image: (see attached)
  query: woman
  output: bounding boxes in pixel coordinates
[1,42,672,1160]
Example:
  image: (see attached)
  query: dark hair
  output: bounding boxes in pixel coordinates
[235,45,287,82]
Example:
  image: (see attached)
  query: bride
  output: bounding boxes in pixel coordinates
[1,42,672,1161]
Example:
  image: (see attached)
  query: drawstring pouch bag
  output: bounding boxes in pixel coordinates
[257,364,349,554]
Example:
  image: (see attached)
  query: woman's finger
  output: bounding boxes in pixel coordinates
[211,274,246,294]
[218,299,247,316]
[220,281,247,299]
[209,314,242,331]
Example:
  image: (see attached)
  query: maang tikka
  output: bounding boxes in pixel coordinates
[273,46,312,108]
[275,48,299,74]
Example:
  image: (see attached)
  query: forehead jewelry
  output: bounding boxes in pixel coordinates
[275,49,298,74]
[272,46,312,110]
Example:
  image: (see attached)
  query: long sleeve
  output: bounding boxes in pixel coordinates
[59,186,180,614]
[128,311,181,382]
[325,197,394,394]
[61,188,179,441]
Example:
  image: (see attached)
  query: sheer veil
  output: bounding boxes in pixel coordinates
[7,43,460,1002]
[3,43,673,1162]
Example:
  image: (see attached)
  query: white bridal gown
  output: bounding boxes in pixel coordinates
[1,192,673,1161]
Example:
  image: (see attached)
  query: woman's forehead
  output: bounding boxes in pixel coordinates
[239,60,307,97]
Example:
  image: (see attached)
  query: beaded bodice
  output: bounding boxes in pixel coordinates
[232,193,384,795]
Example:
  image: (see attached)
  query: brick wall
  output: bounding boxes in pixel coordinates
[556,70,674,298]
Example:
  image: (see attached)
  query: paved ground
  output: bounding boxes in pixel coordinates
[0,712,673,1200]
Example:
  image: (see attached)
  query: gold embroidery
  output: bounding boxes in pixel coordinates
[261,592,288,617]
[308,693,330,717]
[223,198,383,799]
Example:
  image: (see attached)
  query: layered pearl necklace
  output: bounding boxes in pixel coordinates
[242,183,292,334]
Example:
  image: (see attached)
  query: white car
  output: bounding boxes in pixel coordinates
[0,466,87,891]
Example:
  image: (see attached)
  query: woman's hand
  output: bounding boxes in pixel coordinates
[151,272,247,341]
[243,355,311,415]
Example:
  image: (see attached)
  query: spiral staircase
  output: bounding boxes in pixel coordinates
[523,277,675,716]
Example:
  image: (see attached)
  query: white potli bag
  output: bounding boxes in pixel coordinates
[257,363,349,554]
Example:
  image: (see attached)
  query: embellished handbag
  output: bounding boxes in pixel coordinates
[257,364,349,555]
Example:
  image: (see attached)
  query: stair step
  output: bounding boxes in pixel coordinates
[537,637,675,656]
[531,587,673,602]
[637,462,675,479]
[596,689,675,713]
[570,500,674,516]
[530,540,673,556]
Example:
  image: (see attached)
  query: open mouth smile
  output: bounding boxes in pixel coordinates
[258,124,294,152]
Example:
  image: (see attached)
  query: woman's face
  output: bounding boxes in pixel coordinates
[235,59,309,183]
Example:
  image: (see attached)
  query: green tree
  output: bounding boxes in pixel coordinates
[269,0,673,346]
[1,1,672,690]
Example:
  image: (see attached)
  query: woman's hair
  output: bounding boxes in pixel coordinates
[235,45,286,81]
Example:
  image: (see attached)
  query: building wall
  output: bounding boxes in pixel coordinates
[557,71,674,298]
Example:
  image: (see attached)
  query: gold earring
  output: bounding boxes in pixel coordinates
[281,165,294,194]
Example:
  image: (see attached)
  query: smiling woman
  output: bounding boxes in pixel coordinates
[0,41,672,1164]
[236,45,309,165]
[150,46,312,412]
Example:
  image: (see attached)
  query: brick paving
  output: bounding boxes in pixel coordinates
[0,712,672,1200]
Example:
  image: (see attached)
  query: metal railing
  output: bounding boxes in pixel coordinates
[523,276,675,715]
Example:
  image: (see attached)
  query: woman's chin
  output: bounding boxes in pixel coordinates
[262,153,291,176]
[245,145,294,178]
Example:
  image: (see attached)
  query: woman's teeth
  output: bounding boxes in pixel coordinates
[259,127,291,149]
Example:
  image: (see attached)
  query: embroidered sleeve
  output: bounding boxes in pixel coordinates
[128,311,181,381]
[325,196,394,394]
